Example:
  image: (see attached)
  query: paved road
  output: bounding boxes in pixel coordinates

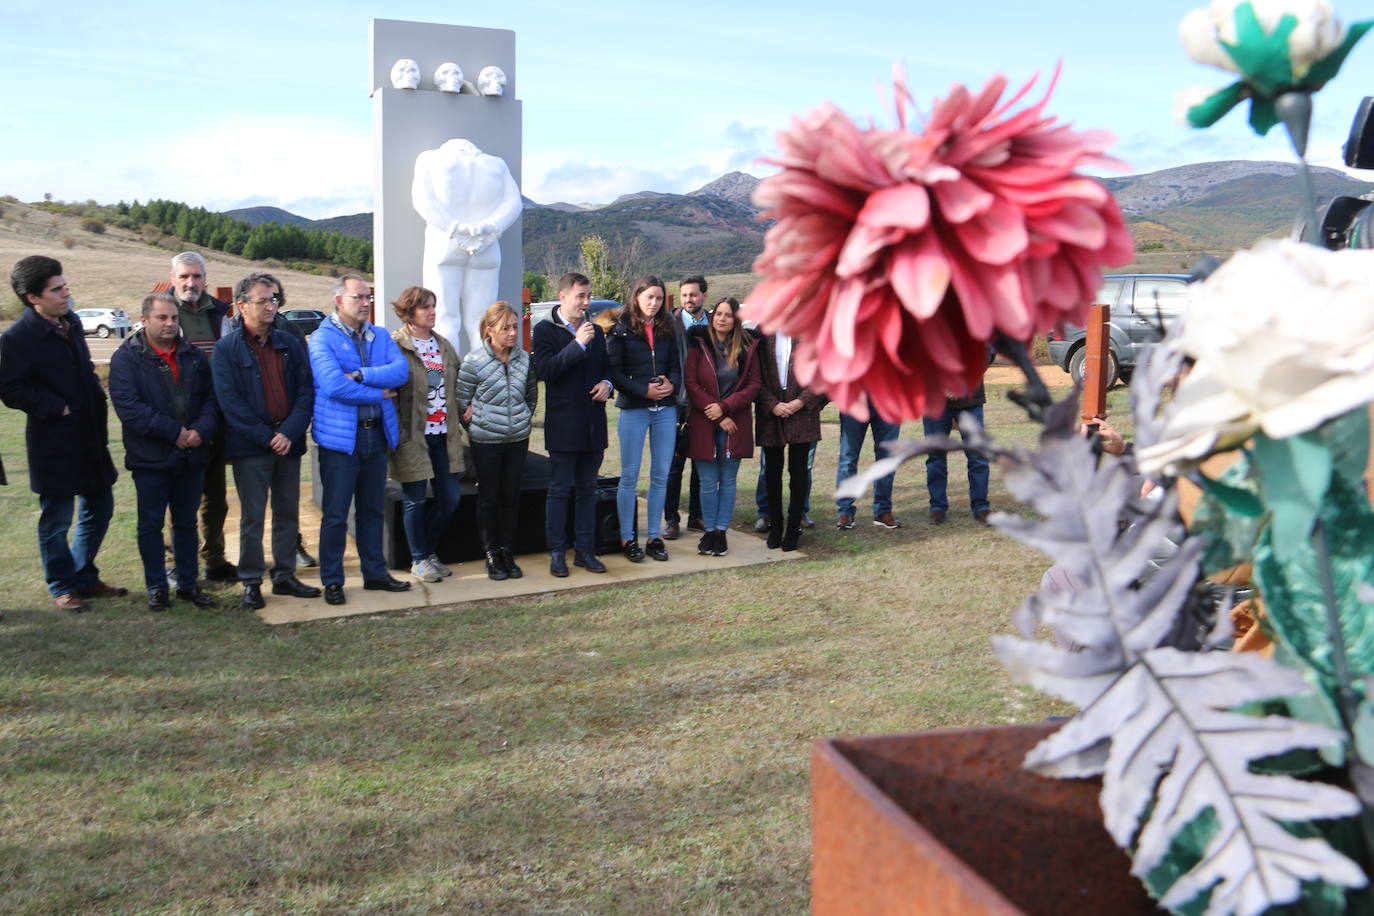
[86,333,131,363]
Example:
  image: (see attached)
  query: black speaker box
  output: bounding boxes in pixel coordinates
[384,451,630,568]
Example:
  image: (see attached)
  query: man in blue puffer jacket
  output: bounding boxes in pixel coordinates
[309,275,411,605]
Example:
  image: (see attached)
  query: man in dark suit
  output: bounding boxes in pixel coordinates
[531,272,612,577]
[0,255,123,612]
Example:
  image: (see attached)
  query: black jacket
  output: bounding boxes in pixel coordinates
[211,325,312,460]
[0,308,117,495]
[607,319,681,410]
[108,329,219,471]
[531,317,608,453]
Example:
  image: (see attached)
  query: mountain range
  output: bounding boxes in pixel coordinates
[225,161,1374,279]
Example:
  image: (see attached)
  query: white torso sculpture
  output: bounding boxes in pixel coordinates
[412,139,522,353]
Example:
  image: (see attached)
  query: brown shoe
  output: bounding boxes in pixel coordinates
[873,512,902,529]
[53,593,90,613]
[836,513,855,530]
[77,582,128,599]
[687,517,706,532]
[929,510,947,525]
[663,520,681,540]
[974,509,992,524]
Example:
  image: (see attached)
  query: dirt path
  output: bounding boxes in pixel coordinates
[985,364,1073,387]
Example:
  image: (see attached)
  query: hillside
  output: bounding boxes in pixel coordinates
[0,202,338,317]
[523,192,767,278]
[247,160,1373,285]
[10,159,1370,309]
[225,206,373,241]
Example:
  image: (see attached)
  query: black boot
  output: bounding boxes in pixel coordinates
[766,509,784,549]
[502,548,523,579]
[485,549,508,581]
[781,513,803,552]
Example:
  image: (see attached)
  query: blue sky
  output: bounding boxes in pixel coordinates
[3,0,1374,218]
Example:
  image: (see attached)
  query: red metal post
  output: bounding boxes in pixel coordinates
[1081,303,1109,422]
[521,286,533,352]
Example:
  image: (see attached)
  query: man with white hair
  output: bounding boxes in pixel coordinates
[166,251,235,581]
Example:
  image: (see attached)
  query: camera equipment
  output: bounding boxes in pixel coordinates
[1294,96,1374,250]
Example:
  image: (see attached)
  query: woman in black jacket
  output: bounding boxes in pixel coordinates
[607,276,680,562]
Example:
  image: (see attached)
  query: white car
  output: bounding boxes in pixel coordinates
[74,307,132,338]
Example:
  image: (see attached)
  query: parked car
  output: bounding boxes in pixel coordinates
[528,299,623,329]
[281,308,326,336]
[74,307,132,339]
[1045,274,1192,387]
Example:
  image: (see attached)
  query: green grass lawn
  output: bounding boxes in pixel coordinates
[0,379,1127,914]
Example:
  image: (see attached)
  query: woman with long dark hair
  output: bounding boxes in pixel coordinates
[456,301,538,580]
[389,286,464,583]
[607,276,680,562]
[684,296,761,557]
[755,331,827,551]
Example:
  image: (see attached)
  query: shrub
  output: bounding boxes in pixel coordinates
[80,217,106,234]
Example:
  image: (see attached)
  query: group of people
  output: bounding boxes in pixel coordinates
[0,252,526,612]
[532,271,833,574]
[1,254,993,614]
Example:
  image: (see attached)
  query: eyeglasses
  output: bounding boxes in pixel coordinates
[242,297,281,307]
[341,293,375,303]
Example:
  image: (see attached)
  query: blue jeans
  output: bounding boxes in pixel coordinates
[133,465,206,594]
[923,405,990,515]
[401,434,462,561]
[37,488,114,598]
[319,424,389,586]
[836,411,901,517]
[617,407,676,541]
[756,441,816,515]
[697,428,743,531]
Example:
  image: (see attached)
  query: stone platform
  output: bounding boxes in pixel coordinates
[224,484,804,625]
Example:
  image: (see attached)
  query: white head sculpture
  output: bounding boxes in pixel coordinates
[390,58,421,90]
[477,65,507,97]
[434,62,464,93]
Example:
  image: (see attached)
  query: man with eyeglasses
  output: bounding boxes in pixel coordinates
[224,273,319,570]
[310,275,411,605]
[212,273,318,610]
[1,255,123,612]
[166,251,236,583]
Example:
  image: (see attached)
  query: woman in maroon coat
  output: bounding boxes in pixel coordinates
[684,297,761,557]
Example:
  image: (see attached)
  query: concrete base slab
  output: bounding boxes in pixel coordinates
[256,531,805,625]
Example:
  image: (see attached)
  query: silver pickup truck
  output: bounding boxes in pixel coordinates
[1046,273,1192,387]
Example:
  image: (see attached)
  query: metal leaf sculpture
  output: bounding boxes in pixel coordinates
[989,397,1366,916]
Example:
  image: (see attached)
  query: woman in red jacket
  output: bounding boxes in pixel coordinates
[685,297,761,557]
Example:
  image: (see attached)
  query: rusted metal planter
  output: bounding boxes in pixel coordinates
[812,723,1164,915]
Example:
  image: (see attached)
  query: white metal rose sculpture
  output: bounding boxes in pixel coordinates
[1138,239,1374,476]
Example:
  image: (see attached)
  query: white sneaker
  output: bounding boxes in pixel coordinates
[427,554,453,577]
[410,559,441,583]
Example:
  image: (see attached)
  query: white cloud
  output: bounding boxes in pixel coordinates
[521,121,779,206]
[4,114,372,220]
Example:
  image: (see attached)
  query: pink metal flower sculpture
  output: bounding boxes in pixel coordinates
[749,69,1135,421]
